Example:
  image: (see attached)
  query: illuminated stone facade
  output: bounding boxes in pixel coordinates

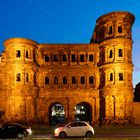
[0,11,135,124]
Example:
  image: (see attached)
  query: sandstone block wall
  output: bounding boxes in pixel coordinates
[133,103,140,124]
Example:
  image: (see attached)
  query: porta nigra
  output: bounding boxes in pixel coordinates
[0,11,138,125]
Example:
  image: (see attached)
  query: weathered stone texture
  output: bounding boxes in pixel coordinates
[133,103,140,124]
[0,11,137,125]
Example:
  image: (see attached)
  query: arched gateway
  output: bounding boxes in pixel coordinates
[0,11,135,125]
[49,103,65,125]
[75,102,92,124]
[48,102,92,126]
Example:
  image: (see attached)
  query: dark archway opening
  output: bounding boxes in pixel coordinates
[75,102,92,124]
[49,103,65,126]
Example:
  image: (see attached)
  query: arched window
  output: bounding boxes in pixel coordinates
[45,55,49,62]
[16,50,21,57]
[89,54,93,62]
[26,73,29,82]
[54,77,58,84]
[118,26,122,33]
[80,54,84,62]
[16,73,21,81]
[109,50,113,58]
[108,26,112,34]
[89,76,94,84]
[63,76,67,84]
[45,77,49,84]
[81,76,85,84]
[119,73,123,81]
[71,54,76,62]
[53,54,58,62]
[26,50,29,58]
[72,76,76,84]
[118,49,123,57]
[62,54,67,62]
[110,73,113,81]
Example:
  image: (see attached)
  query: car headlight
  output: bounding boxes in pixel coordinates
[54,128,59,135]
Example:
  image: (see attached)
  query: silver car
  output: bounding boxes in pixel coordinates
[54,121,94,138]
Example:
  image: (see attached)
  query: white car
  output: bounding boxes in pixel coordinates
[54,121,94,138]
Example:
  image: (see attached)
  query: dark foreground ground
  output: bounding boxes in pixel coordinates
[24,124,140,140]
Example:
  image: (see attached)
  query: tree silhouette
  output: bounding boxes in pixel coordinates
[133,82,140,102]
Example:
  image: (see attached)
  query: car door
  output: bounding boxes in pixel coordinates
[66,122,81,136]
[77,122,88,136]
[0,126,7,138]
[6,124,17,138]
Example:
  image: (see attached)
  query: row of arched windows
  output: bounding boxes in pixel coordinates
[16,50,31,58]
[45,75,95,85]
[109,48,123,58]
[99,48,125,64]
[16,73,96,87]
[109,72,124,82]
[43,53,95,63]
[15,49,37,63]
[108,25,123,35]
[16,73,35,82]
[15,49,95,65]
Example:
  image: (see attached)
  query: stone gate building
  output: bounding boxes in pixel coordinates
[0,11,135,125]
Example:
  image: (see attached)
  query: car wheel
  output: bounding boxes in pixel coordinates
[59,132,67,138]
[17,133,24,139]
[86,131,93,138]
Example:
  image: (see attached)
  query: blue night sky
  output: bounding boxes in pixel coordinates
[0,0,140,87]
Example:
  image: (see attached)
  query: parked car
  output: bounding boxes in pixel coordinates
[54,121,94,138]
[0,123,32,139]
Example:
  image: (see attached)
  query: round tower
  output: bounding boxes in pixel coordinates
[3,38,39,121]
[91,11,135,124]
